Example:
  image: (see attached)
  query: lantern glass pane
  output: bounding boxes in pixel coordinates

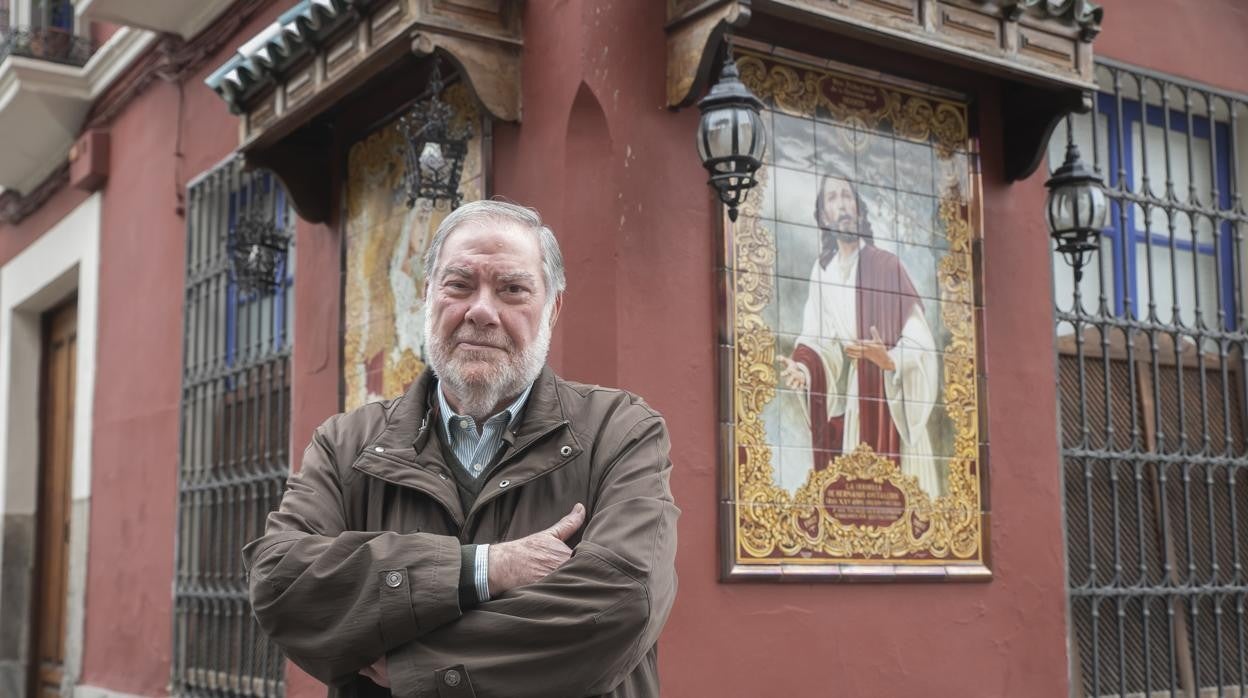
[1088,185,1109,228]
[1076,187,1092,229]
[747,110,767,161]
[420,142,446,172]
[696,117,711,163]
[735,108,754,159]
[1048,186,1077,231]
[704,108,736,160]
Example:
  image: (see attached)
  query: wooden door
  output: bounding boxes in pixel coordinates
[29,299,76,698]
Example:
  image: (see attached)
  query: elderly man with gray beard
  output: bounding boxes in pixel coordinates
[243,201,679,698]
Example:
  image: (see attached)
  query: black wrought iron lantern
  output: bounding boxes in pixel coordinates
[230,206,290,296]
[1046,140,1109,282]
[696,47,766,222]
[400,65,472,209]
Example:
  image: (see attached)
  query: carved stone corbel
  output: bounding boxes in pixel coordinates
[411,31,521,122]
[666,0,751,109]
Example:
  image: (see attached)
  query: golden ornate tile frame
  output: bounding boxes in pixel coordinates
[721,49,990,581]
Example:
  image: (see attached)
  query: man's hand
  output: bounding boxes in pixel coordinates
[777,355,808,391]
[487,503,585,596]
[846,326,896,371]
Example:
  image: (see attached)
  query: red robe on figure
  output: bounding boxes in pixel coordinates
[790,243,923,472]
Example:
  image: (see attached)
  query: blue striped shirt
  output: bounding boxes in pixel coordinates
[436,383,533,479]
[435,382,534,602]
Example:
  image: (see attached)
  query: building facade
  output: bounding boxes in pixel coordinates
[0,1,1245,697]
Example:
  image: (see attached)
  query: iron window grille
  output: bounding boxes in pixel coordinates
[172,159,293,697]
[1053,59,1248,698]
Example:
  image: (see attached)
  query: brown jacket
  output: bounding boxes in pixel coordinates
[243,366,679,697]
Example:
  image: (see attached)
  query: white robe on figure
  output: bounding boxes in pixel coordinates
[790,244,942,496]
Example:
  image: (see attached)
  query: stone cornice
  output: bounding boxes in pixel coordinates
[83,0,270,130]
[1000,0,1103,39]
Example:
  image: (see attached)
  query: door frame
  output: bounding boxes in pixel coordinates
[0,194,99,697]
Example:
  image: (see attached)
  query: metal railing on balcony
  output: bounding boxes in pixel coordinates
[0,26,96,67]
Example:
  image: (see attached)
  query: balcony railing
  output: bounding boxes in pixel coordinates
[0,27,97,67]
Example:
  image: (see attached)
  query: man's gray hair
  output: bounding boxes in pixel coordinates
[422,200,567,301]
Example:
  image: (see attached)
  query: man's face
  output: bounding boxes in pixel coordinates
[816,177,861,243]
[424,220,560,409]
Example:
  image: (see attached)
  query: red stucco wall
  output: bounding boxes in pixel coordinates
[488,2,1070,696]
[75,4,291,694]
[80,78,183,693]
[1,0,1241,696]
[1095,0,1248,95]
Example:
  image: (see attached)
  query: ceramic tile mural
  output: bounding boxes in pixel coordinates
[722,51,987,579]
[342,84,484,411]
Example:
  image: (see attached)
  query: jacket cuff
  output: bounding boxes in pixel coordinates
[458,544,480,609]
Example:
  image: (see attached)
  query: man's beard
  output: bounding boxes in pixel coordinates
[423,301,553,420]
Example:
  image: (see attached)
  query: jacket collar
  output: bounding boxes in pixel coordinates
[367,364,569,460]
[436,380,533,439]
[352,365,579,526]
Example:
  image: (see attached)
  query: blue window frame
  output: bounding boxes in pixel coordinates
[1092,91,1236,329]
[224,173,294,375]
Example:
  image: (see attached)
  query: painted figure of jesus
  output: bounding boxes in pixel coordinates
[777,175,941,495]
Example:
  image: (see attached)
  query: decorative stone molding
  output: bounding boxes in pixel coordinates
[76,0,237,39]
[84,0,272,131]
[203,0,522,223]
[205,0,521,137]
[665,0,1105,180]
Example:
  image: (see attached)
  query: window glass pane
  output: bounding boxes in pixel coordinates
[1135,240,1219,329]
[1134,120,1214,243]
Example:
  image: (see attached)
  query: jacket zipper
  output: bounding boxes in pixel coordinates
[461,420,574,530]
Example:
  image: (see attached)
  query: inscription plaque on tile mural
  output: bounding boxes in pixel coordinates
[722,49,987,579]
[343,84,483,411]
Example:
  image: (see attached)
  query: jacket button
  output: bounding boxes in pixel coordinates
[444,670,461,687]
[499,480,510,488]
[560,445,572,456]
[385,571,402,588]
[374,446,385,453]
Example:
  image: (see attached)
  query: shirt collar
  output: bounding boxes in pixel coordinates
[437,380,534,435]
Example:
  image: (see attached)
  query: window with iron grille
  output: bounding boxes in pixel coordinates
[1053,59,1248,697]
[172,159,293,697]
